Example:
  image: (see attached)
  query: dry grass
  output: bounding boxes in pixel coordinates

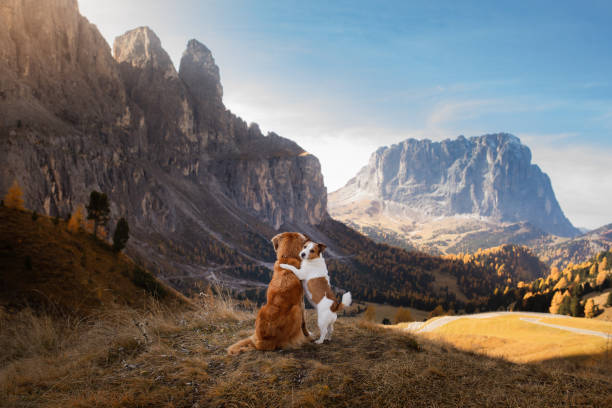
[2,295,611,408]
[0,207,187,314]
[538,316,612,332]
[348,301,429,323]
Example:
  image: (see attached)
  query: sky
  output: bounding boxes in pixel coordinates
[79,0,612,229]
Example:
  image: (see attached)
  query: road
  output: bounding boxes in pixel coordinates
[405,311,612,339]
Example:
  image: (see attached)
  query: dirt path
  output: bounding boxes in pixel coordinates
[406,311,573,333]
[519,317,612,339]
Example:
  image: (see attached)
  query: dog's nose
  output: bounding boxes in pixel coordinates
[300,252,305,258]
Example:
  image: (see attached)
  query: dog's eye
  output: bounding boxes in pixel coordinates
[310,250,314,253]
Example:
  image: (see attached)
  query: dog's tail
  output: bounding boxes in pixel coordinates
[331,292,352,313]
[227,335,256,355]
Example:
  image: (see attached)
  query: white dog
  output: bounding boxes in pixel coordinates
[280,241,351,344]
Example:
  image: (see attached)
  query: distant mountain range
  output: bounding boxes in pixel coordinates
[329,134,610,265]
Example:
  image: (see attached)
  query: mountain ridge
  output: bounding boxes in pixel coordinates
[331,133,578,238]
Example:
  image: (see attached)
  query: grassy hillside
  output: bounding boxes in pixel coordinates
[405,313,612,363]
[0,207,187,315]
[2,295,611,407]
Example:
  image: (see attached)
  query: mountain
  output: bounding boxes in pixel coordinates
[1,0,516,310]
[532,223,612,269]
[329,134,580,257]
[0,0,326,293]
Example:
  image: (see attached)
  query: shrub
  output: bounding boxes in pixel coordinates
[31,211,38,221]
[363,305,376,322]
[131,267,167,299]
[394,307,413,323]
[382,318,391,325]
[428,305,446,318]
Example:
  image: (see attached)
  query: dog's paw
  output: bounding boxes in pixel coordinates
[315,338,325,344]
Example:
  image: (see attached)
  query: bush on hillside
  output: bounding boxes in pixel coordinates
[131,267,167,299]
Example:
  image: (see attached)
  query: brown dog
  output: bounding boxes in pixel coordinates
[227,232,311,354]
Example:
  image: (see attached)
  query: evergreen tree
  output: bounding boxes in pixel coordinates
[112,217,130,252]
[86,191,110,239]
[569,296,583,317]
[558,295,571,316]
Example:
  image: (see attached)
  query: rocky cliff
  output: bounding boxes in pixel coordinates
[0,0,527,309]
[0,0,325,290]
[331,134,579,238]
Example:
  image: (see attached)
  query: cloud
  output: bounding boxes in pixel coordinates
[522,137,612,229]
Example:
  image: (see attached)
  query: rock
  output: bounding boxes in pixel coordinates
[332,134,579,237]
[0,0,327,291]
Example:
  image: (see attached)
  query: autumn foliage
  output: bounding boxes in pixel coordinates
[67,205,85,233]
[394,307,413,323]
[4,180,24,210]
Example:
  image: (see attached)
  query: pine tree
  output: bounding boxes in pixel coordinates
[558,295,571,316]
[569,296,583,317]
[4,180,24,210]
[86,191,110,239]
[112,217,129,252]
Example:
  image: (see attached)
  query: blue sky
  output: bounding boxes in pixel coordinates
[79,0,612,229]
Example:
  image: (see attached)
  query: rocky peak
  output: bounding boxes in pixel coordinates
[333,133,579,237]
[113,26,177,79]
[0,0,126,128]
[179,39,223,108]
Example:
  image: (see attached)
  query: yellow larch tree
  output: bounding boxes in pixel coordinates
[549,291,565,314]
[596,268,608,286]
[584,298,597,318]
[67,205,85,233]
[4,180,24,210]
[394,307,413,324]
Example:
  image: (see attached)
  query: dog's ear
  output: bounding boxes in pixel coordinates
[271,233,284,252]
[318,243,327,253]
